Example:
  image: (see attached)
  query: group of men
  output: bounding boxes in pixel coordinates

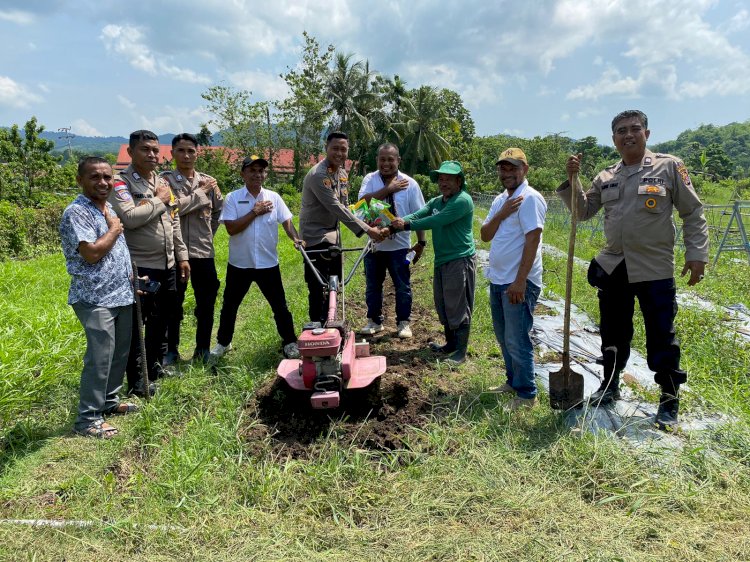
[60,109,708,438]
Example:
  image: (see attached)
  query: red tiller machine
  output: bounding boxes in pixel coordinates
[276,242,387,409]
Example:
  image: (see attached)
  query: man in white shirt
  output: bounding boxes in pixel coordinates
[209,156,304,363]
[357,143,426,338]
[480,148,546,410]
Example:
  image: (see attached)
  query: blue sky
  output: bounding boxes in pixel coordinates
[1,0,748,145]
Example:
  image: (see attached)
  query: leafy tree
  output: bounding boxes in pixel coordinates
[197,124,213,146]
[277,31,334,188]
[436,88,475,158]
[393,86,457,175]
[0,117,63,202]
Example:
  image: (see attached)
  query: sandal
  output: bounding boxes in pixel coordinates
[74,419,119,439]
[105,402,140,416]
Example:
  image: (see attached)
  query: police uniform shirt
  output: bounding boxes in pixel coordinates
[161,170,224,259]
[557,149,709,283]
[220,186,292,269]
[299,159,369,246]
[108,164,189,270]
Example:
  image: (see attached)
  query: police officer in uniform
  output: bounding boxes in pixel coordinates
[558,110,709,430]
[161,133,223,364]
[299,131,385,324]
[109,130,190,396]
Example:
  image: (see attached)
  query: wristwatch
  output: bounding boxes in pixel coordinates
[417,240,427,247]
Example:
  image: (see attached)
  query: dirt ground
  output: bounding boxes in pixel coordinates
[240,276,459,460]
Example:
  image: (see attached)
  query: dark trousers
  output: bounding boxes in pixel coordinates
[304,242,343,324]
[364,248,412,324]
[167,257,220,354]
[216,263,296,347]
[588,259,686,387]
[434,255,476,330]
[127,266,176,387]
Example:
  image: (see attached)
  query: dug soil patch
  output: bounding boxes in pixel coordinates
[240,278,456,460]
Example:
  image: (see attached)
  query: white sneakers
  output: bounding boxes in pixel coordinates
[207,342,232,366]
[360,319,412,338]
[359,319,384,335]
[283,342,300,359]
[397,321,412,339]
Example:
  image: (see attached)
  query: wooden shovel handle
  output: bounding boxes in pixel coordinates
[562,173,579,366]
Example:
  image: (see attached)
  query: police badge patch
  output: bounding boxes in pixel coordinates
[676,162,692,187]
[114,181,131,201]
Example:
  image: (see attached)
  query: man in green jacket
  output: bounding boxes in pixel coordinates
[390,161,476,364]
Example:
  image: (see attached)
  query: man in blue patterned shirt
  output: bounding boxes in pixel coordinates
[60,157,138,438]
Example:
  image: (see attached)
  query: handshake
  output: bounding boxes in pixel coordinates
[366,218,406,242]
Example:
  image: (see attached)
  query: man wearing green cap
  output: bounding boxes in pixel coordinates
[390,161,476,365]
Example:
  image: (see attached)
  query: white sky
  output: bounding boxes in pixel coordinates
[1,0,748,145]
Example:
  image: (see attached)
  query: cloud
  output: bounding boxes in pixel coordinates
[727,9,750,33]
[100,24,211,84]
[0,76,42,108]
[0,9,34,24]
[228,70,289,102]
[135,105,213,135]
[117,95,136,110]
[72,119,103,137]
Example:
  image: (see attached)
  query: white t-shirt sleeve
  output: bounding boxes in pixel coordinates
[358,173,381,200]
[220,191,238,222]
[518,195,546,234]
[410,179,426,211]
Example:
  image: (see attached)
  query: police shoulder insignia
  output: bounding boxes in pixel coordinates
[114,181,131,201]
[322,178,332,188]
[676,162,692,187]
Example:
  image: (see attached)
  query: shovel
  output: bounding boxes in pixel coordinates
[549,172,585,410]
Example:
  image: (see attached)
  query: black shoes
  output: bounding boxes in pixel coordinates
[128,379,157,398]
[443,324,470,366]
[588,381,621,405]
[429,326,456,354]
[655,393,679,431]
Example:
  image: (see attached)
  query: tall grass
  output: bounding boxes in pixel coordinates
[1,217,750,560]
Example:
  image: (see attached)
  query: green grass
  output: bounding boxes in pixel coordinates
[1,219,750,560]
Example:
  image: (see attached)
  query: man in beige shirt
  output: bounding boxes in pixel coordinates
[299,131,384,323]
[161,133,223,364]
[109,130,190,396]
[558,110,708,430]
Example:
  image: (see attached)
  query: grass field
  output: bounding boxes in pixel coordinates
[1,207,749,561]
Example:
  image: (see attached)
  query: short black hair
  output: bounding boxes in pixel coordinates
[377,142,400,157]
[77,156,111,176]
[611,110,648,132]
[171,133,198,148]
[129,129,159,149]
[326,131,348,144]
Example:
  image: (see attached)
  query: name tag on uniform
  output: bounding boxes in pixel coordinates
[238,201,250,205]
[601,182,619,190]
[133,193,153,199]
[638,184,666,196]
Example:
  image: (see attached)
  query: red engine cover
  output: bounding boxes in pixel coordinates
[297,327,342,357]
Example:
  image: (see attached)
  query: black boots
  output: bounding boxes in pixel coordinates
[429,325,456,354]
[589,346,620,405]
[444,324,470,366]
[655,379,680,431]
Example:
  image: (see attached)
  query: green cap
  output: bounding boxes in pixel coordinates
[429,160,465,189]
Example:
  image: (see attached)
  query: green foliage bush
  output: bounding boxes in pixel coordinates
[0,200,65,260]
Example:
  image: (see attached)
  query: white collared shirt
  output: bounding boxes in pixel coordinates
[483,180,546,286]
[358,171,426,251]
[220,186,292,269]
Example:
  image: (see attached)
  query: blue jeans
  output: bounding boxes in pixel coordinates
[490,281,541,399]
[364,248,411,324]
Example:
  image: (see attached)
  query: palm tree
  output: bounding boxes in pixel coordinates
[325,53,386,174]
[393,86,458,174]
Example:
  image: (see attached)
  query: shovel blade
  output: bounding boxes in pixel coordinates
[549,366,585,410]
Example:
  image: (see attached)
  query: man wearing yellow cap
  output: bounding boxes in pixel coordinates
[390,161,476,365]
[481,148,546,410]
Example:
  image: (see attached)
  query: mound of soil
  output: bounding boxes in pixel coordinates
[240,277,454,460]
